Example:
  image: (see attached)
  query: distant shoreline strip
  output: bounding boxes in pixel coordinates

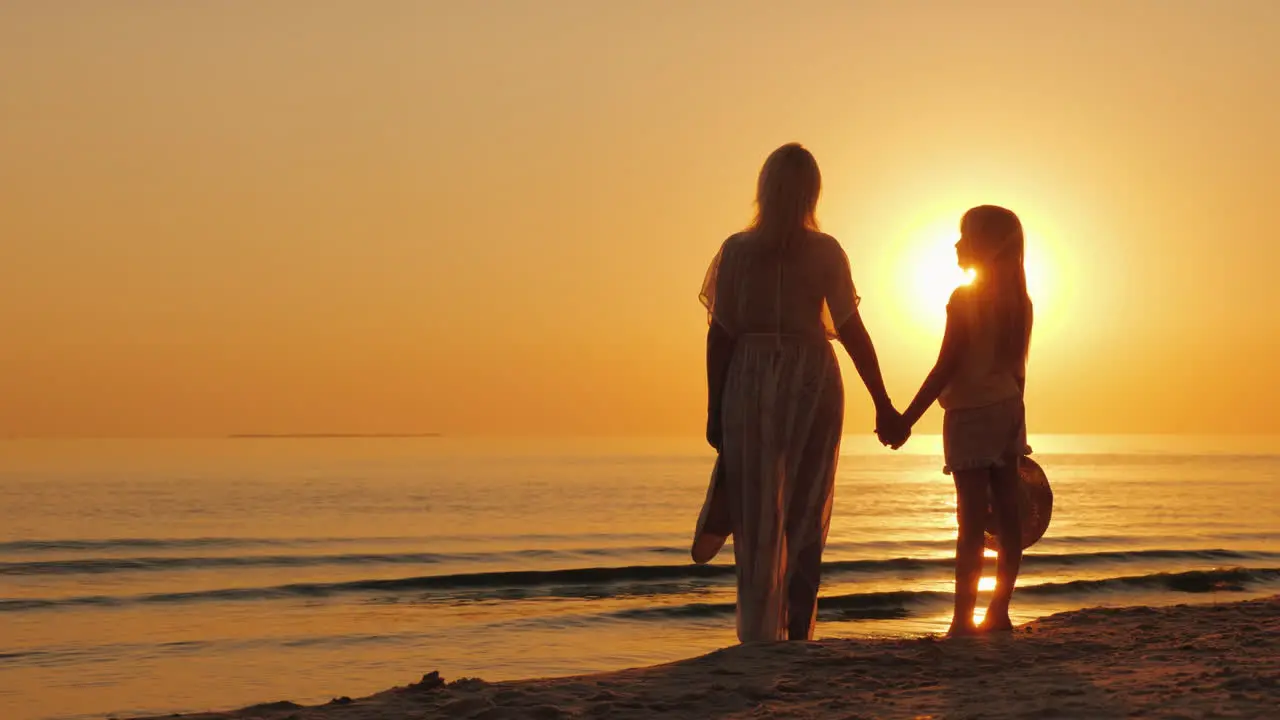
[226,433,442,439]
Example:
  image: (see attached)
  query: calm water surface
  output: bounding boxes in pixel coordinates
[2,435,1278,720]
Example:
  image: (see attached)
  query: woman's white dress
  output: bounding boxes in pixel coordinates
[699,230,860,642]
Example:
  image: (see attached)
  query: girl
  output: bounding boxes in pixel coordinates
[897,205,1034,636]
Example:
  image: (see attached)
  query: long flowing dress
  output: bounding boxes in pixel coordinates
[699,229,860,642]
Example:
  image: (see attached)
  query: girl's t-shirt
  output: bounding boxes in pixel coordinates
[939,287,1024,411]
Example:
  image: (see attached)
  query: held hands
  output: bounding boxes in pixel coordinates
[875,406,911,450]
[711,404,910,451]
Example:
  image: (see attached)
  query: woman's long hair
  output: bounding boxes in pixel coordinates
[962,205,1033,370]
[748,143,821,249]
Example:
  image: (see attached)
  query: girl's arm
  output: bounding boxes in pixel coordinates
[836,309,896,420]
[901,298,969,429]
[705,321,735,450]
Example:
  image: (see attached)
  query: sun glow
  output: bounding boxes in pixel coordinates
[892,218,977,332]
[889,214,1056,338]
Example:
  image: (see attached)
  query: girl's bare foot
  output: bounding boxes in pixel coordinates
[978,612,1014,633]
[946,619,980,637]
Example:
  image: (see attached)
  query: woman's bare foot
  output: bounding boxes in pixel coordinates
[946,619,980,637]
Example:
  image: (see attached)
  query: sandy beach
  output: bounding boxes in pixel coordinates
[134,595,1279,720]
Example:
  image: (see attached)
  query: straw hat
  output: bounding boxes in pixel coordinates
[983,456,1053,551]
[691,455,732,564]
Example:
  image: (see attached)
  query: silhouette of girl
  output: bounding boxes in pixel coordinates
[897,205,1034,635]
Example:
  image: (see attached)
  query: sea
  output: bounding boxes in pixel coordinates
[2,435,1279,720]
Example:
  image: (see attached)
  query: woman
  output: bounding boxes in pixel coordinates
[700,143,902,642]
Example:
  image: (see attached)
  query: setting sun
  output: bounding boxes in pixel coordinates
[884,213,1059,344]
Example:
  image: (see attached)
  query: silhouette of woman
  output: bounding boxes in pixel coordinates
[698,143,903,641]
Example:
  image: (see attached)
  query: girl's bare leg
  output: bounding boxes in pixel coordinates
[948,470,989,636]
[981,458,1023,632]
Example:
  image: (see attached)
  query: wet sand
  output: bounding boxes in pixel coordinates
[135,595,1280,720]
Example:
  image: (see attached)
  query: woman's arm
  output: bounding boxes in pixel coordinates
[901,302,968,428]
[823,235,897,435]
[836,309,896,420]
[705,321,735,450]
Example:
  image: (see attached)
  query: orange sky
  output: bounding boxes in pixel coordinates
[2,1,1278,438]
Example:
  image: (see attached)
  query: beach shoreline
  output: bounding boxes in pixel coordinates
[134,595,1279,720]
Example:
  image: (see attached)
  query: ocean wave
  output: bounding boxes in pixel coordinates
[1017,567,1280,596]
[0,531,685,555]
[0,564,738,612]
[610,590,954,622]
[4,543,1275,578]
[0,536,407,553]
[608,568,1280,623]
[3,556,1278,614]
[0,546,688,576]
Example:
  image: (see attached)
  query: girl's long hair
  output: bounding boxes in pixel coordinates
[748,143,821,249]
[962,205,1033,370]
